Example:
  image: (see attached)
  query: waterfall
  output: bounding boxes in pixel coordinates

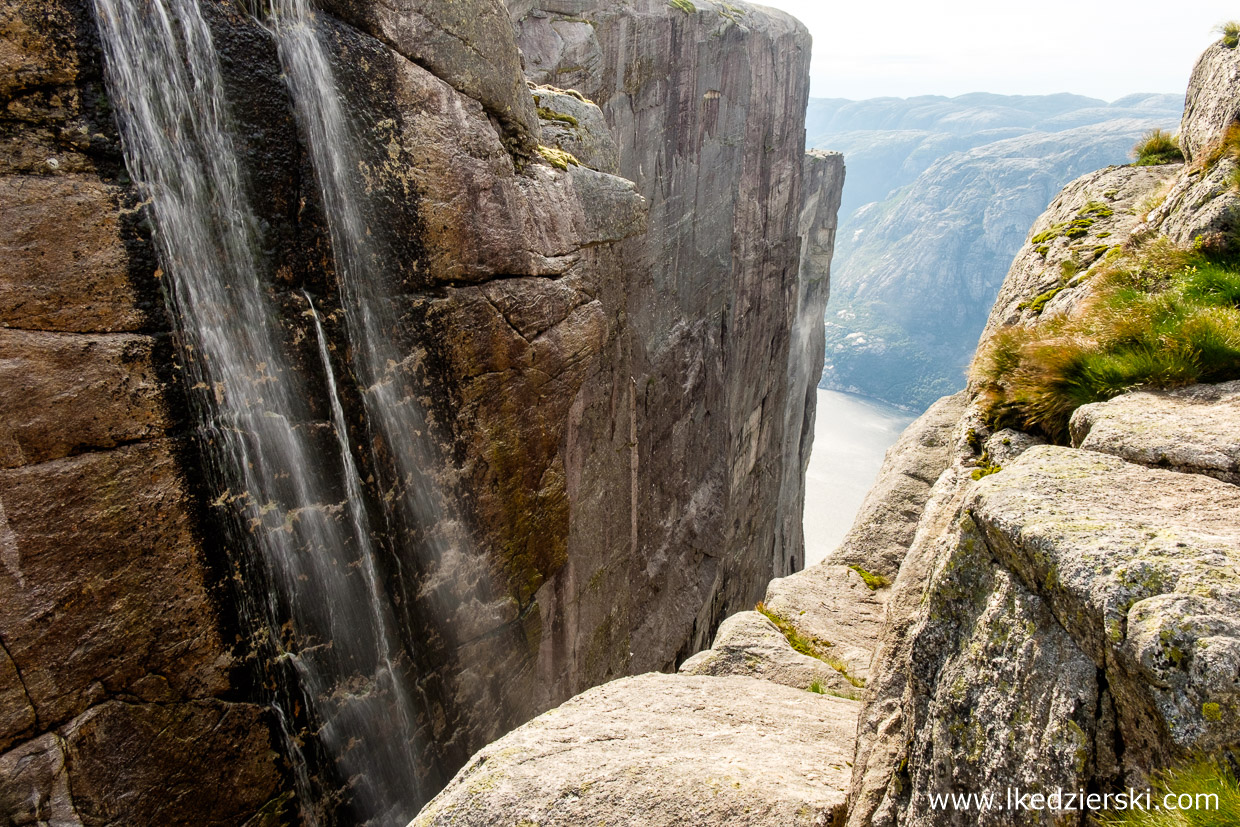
[91,0,424,823]
[266,0,463,558]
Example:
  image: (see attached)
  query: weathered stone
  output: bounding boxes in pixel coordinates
[971,446,1240,761]
[0,442,230,731]
[1141,155,1240,248]
[762,564,883,686]
[319,0,541,154]
[981,427,1044,468]
[0,733,80,825]
[981,163,1178,336]
[1179,39,1240,164]
[0,175,147,333]
[0,330,168,468]
[0,641,35,754]
[830,391,966,577]
[411,674,857,827]
[898,519,1104,827]
[678,610,859,697]
[1071,380,1240,484]
[61,700,282,827]
[532,85,619,173]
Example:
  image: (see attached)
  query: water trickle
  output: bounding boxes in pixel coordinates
[91,0,424,822]
[267,0,462,557]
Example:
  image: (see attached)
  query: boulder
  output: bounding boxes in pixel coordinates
[411,674,858,827]
[531,85,619,173]
[762,564,884,686]
[1179,39,1240,164]
[679,610,859,697]
[972,446,1240,760]
[1071,381,1240,484]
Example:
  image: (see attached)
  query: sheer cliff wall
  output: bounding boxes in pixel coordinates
[0,0,828,821]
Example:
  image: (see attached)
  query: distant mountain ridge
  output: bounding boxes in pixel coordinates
[812,92,1184,409]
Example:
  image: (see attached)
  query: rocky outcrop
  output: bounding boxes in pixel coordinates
[847,34,1240,827]
[1179,40,1240,164]
[1071,380,1240,484]
[412,674,858,827]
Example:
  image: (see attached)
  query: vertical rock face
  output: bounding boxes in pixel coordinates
[0,0,285,823]
[2,0,831,821]
[512,0,819,679]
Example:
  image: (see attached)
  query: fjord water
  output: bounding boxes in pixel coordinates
[92,0,423,822]
[803,389,915,566]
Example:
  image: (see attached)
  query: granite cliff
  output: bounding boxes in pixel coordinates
[0,0,835,823]
[416,31,1240,827]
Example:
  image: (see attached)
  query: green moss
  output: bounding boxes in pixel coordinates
[536,145,581,171]
[535,105,579,128]
[848,565,892,590]
[756,602,865,687]
[1031,228,1060,245]
[1035,244,1050,257]
[668,0,695,13]
[971,463,1001,480]
[1204,702,1223,722]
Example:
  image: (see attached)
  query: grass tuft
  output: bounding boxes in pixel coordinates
[1133,129,1185,166]
[973,241,1240,441]
[1095,756,1240,826]
[668,0,695,13]
[1218,20,1240,49]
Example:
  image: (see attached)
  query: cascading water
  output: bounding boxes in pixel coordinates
[266,0,462,558]
[91,0,424,822]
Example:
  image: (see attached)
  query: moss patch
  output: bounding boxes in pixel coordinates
[848,565,891,590]
[536,145,581,171]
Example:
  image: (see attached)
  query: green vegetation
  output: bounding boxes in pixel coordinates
[536,106,579,128]
[1095,756,1240,826]
[808,679,826,694]
[1218,20,1240,49]
[756,603,864,687]
[974,240,1240,441]
[1029,203,1115,248]
[848,565,891,591]
[1133,129,1184,166]
[971,462,1001,481]
[536,145,581,171]
[668,0,695,13]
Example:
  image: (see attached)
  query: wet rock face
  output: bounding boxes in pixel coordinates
[0,1,285,823]
[5,0,830,820]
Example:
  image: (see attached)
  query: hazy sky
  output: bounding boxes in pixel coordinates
[757,0,1237,101]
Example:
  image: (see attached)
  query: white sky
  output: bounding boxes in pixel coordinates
[757,0,1237,101]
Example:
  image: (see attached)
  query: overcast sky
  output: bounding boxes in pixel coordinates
[757,0,1237,101]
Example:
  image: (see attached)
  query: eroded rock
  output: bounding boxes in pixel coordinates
[412,674,857,827]
[1179,39,1240,164]
[1071,380,1240,483]
[678,610,858,696]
